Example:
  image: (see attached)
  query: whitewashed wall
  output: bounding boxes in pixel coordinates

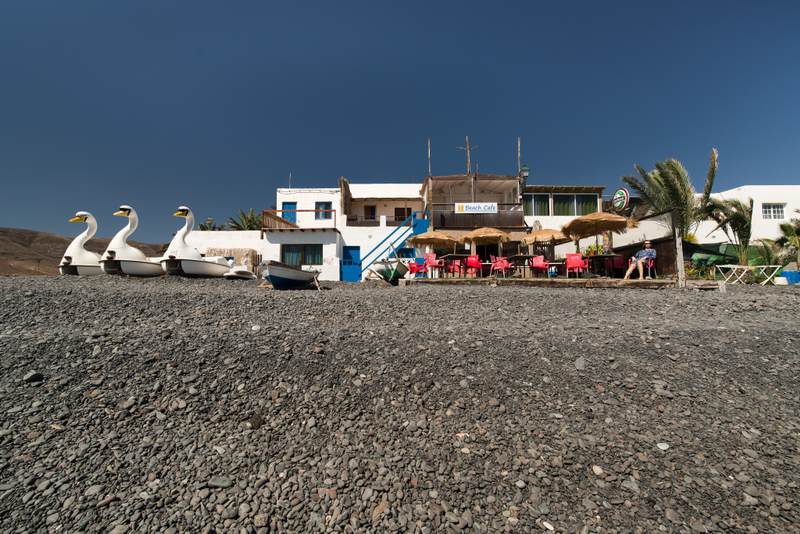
[186,230,266,254]
[694,185,800,242]
[185,230,342,281]
[349,198,423,220]
[275,188,341,229]
[263,231,341,281]
[340,218,414,280]
[611,213,672,247]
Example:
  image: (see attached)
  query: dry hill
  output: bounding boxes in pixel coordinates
[0,227,165,276]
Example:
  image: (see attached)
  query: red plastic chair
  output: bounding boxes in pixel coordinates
[628,256,657,278]
[408,260,427,277]
[566,253,586,278]
[424,253,445,278]
[490,256,512,277]
[465,255,482,277]
[527,255,549,277]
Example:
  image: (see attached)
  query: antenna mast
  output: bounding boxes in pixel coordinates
[517,137,522,174]
[457,136,477,175]
[427,137,432,176]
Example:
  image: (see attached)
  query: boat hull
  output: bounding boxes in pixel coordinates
[59,264,103,276]
[263,261,317,290]
[161,258,231,277]
[102,259,164,277]
[223,268,256,280]
[373,259,409,285]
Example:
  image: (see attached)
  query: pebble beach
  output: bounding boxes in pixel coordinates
[1,276,798,532]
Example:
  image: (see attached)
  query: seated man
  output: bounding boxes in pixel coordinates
[623,240,656,279]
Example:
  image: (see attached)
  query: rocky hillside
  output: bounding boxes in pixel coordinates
[0,227,164,276]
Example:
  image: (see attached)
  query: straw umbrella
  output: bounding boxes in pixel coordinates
[407,230,459,254]
[521,228,569,260]
[521,229,569,246]
[561,212,638,252]
[461,227,510,257]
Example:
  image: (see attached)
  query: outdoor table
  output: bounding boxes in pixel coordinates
[440,253,471,277]
[508,254,534,277]
[586,254,621,277]
[716,264,783,285]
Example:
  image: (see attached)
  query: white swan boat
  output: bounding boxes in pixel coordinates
[59,211,103,276]
[100,205,164,277]
[160,206,240,277]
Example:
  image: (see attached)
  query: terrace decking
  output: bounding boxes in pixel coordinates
[400,277,720,290]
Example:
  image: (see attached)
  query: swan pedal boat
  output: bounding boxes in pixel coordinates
[59,211,103,276]
[162,256,233,277]
[100,205,163,277]
[160,206,234,277]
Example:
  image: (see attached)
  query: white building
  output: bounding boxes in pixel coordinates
[185,173,620,281]
[187,178,426,282]
[697,185,800,242]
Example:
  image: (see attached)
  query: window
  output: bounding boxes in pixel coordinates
[553,194,575,216]
[364,205,377,220]
[762,203,785,220]
[576,194,598,215]
[533,194,550,216]
[523,194,550,216]
[281,244,323,266]
[394,207,412,220]
[314,201,332,220]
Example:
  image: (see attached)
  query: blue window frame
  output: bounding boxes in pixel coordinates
[315,201,332,220]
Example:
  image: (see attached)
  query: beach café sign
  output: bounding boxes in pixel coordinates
[454,202,498,214]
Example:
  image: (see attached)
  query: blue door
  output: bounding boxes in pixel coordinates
[281,202,297,223]
[341,246,361,282]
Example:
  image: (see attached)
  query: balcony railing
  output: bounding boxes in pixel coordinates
[346,215,412,227]
[431,203,524,229]
[261,209,337,229]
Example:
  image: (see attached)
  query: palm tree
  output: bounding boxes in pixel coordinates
[622,148,718,236]
[752,239,780,266]
[227,208,261,231]
[775,209,800,264]
[199,217,225,231]
[706,198,753,265]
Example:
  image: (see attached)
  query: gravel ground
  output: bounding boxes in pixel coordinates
[1,276,799,533]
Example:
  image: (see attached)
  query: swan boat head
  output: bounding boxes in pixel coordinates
[163,205,202,261]
[104,204,148,261]
[61,210,101,269]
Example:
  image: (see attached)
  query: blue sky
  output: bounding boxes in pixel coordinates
[1,1,798,242]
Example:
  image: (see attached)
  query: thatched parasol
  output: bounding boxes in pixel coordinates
[521,228,569,245]
[407,230,458,248]
[561,212,638,240]
[460,227,510,244]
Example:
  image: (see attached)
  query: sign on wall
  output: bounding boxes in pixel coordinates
[454,202,498,214]
[612,188,630,211]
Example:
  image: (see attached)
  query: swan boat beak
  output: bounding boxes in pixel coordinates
[113,208,131,217]
[173,209,189,217]
[68,215,87,223]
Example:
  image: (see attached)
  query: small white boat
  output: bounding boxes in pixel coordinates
[371,258,409,285]
[59,211,103,276]
[101,205,163,277]
[262,260,319,289]
[223,266,257,280]
[160,206,232,278]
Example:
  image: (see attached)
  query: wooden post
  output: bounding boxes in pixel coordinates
[671,210,686,288]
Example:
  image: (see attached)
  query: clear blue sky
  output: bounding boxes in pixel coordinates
[1,1,798,242]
